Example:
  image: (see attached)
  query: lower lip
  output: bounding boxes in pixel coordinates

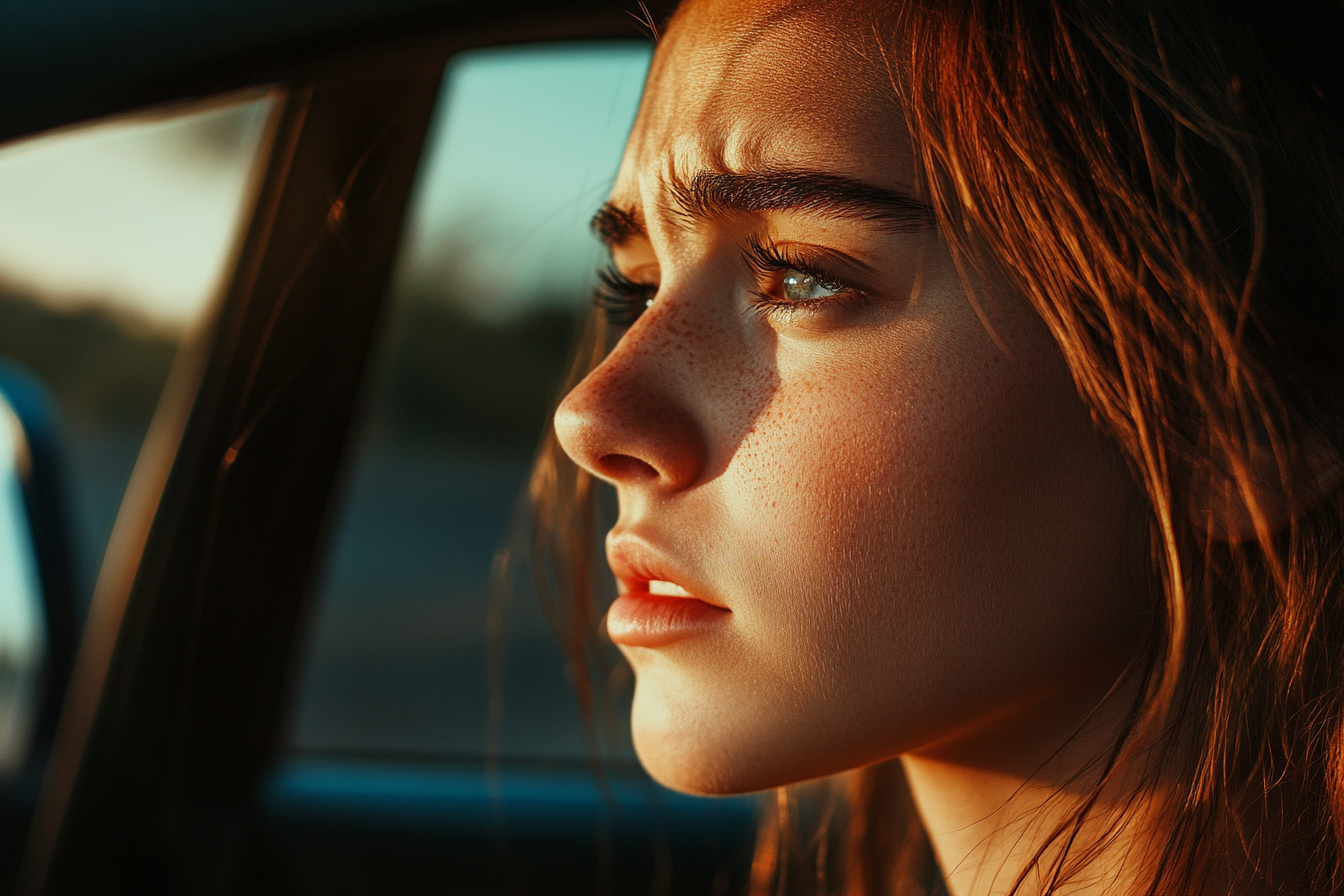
[606,593,730,647]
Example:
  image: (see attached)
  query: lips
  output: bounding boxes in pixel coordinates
[605,536,730,647]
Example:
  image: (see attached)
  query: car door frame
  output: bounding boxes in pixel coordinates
[10,6,686,893]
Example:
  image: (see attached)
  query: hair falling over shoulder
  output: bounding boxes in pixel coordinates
[525,0,1344,892]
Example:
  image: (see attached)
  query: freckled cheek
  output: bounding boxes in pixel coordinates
[720,350,957,610]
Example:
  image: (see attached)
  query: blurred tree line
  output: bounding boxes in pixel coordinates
[368,289,580,454]
[0,286,176,430]
[0,283,581,451]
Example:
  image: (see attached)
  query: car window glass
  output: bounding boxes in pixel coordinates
[287,42,651,761]
[0,94,277,617]
[0,397,43,772]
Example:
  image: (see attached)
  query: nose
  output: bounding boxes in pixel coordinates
[553,317,708,492]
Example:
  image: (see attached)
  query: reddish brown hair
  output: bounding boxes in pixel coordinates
[528,0,1344,892]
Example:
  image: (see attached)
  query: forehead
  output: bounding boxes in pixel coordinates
[615,0,915,205]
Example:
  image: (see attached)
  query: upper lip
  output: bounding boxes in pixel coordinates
[605,532,727,609]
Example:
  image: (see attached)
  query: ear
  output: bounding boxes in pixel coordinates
[1190,437,1344,543]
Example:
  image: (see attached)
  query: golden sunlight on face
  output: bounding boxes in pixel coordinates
[554,0,1150,795]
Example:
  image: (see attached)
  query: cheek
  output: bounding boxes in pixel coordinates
[701,312,1145,768]
[727,317,1015,607]
[720,326,989,687]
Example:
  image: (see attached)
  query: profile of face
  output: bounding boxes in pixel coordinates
[554,0,1150,796]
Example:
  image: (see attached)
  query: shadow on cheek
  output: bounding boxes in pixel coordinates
[695,333,781,484]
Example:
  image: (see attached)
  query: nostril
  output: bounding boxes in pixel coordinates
[598,453,660,482]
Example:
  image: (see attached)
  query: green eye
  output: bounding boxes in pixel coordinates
[782,268,841,302]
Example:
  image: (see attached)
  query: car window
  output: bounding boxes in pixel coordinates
[286,42,651,761]
[0,93,277,621]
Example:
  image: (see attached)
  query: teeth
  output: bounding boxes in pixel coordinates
[648,579,692,597]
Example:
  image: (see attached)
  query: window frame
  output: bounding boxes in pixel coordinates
[9,6,689,893]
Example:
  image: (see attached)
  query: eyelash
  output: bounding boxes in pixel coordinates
[592,265,656,327]
[741,234,860,320]
[591,237,861,327]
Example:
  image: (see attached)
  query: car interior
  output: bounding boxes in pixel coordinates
[0,1,760,893]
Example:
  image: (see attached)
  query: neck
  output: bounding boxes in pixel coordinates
[900,674,1181,896]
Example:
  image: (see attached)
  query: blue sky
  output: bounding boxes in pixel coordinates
[395,41,652,321]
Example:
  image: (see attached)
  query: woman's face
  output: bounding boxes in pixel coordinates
[554,0,1149,795]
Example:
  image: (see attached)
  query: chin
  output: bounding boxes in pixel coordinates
[632,725,758,796]
[628,677,758,795]
[627,676,831,796]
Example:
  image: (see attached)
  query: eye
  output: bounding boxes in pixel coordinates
[743,235,861,321]
[782,268,842,302]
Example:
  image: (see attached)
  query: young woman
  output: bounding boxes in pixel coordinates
[530,0,1344,892]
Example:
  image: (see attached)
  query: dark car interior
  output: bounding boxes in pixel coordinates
[0,1,759,893]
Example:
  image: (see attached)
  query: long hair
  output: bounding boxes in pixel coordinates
[527,0,1344,892]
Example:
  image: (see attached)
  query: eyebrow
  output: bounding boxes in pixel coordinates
[591,170,934,248]
[592,202,645,247]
